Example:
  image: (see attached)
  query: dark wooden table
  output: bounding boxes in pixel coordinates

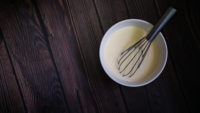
[0,0,199,113]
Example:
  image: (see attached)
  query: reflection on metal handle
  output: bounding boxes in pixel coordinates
[146,7,177,42]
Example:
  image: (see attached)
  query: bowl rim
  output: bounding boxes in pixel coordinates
[99,19,168,87]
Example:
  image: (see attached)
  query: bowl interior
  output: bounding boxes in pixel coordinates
[100,19,168,87]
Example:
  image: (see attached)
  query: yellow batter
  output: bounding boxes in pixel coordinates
[104,26,159,82]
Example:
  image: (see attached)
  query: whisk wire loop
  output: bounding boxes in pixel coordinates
[129,42,151,77]
[120,39,151,77]
[118,39,148,73]
[118,38,146,71]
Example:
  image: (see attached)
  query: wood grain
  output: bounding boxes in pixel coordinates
[0,0,68,112]
[66,0,129,112]
[154,0,200,112]
[35,0,99,112]
[0,0,198,112]
[94,0,129,31]
[0,29,25,113]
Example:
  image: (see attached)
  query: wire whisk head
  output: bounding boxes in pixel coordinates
[117,37,151,77]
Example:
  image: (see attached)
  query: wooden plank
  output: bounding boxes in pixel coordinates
[65,0,129,112]
[94,0,130,31]
[154,0,200,112]
[125,0,189,112]
[0,0,69,112]
[0,29,25,113]
[34,0,99,112]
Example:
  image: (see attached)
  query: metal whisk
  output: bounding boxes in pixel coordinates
[117,7,176,77]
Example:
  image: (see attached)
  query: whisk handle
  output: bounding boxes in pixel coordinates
[146,6,176,42]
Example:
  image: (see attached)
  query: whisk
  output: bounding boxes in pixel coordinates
[117,7,176,77]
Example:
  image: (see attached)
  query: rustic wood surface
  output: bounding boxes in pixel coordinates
[0,0,199,113]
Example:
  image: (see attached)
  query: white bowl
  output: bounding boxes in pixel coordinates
[99,19,168,87]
